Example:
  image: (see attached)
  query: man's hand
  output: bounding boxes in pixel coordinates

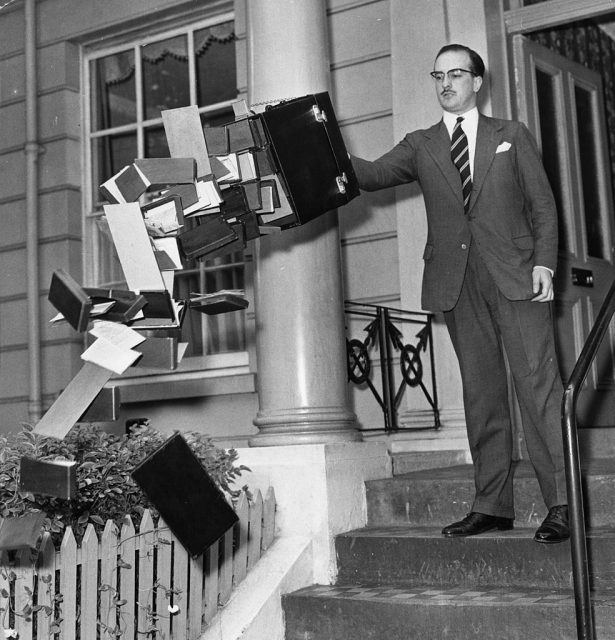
[531,266,554,302]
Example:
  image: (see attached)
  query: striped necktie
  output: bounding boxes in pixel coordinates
[451,116,472,214]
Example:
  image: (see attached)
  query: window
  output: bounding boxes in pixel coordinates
[84,15,247,362]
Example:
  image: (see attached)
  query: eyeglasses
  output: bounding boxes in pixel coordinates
[430,68,476,82]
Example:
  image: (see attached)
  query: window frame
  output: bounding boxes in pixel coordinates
[80,8,253,382]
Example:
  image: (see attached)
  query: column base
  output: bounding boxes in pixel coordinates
[250,406,360,447]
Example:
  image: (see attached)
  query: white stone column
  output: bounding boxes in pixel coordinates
[247,0,359,446]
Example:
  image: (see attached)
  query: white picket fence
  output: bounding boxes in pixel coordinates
[0,488,276,639]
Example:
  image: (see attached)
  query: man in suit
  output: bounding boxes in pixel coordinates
[350,44,569,543]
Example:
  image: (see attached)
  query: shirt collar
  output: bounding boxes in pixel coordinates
[442,106,479,134]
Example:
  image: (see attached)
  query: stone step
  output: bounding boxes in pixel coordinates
[283,584,615,640]
[366,459,615,528]
[391,449,469,475]
[335,525,615,590]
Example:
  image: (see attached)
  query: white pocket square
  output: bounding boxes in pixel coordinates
[496,141,511,153]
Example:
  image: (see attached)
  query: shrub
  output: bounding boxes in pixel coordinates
[0,421,249,545]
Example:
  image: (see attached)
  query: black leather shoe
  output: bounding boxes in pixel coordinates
[534,505,569,544]
[441,512,514,538]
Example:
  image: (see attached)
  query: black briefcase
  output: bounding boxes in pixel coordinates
[257,91,359,228]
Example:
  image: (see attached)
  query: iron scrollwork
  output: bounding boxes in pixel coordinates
[345,301,440,432]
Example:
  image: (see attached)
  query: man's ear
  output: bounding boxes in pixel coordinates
[473,75,483,94]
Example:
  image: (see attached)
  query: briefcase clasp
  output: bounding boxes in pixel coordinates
[312,105,328,123]
[336,172,349,194]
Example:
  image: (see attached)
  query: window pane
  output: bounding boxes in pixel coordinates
[575,84,605,259]
[535,68,570,253]
[202,107,235,129]
[145,125,170,158]
[95,220,125,286]
[196,23,237,105]
[90,51,136,130]
[93,133,137,203]
[87,20,245,360]
[142,35,190,120]
[175,253,246,356]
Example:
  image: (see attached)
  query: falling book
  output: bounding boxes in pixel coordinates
[189,290,248,315]
[19,457,77,499]
[48,269,93,333]
[0,512,46,551]
[131,432,238,557]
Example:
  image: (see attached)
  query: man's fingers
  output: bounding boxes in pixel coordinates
[532,269,554,302]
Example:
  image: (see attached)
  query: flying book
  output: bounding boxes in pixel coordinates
[134,157,197,188]
[131,432,238,557]
[19,457,77,500]
[99,163,150,204]
[189,290,249,315]
[0,512,46,551]
[48,269,92,333]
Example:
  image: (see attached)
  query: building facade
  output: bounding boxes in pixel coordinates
[1,0,615,456]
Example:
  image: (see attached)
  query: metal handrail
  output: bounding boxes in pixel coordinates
[563,279,615,640]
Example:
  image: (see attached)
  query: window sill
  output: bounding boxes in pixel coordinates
[111,352,256,403]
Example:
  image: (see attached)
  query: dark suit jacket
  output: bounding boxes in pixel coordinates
[351,114,558,312]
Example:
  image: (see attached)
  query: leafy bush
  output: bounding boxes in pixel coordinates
[0,421,249,545]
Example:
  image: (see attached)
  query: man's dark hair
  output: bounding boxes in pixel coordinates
[435,44,485,78]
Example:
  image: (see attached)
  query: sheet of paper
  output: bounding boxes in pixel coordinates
[143,199,182,234]
[217,154,240,182]
[89,320,145,350]
[81,337,141,375]
[199,177,224,205]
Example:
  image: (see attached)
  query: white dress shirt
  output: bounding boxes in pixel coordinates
[443,107,479,180]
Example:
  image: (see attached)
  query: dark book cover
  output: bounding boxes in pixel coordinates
[164,183,199,210]
[134,157,196,187]
[253,147,277,176]
[0,512,46,551]
[140,290,175,319]
[204,126,229,156]
[242,181,263,212]
[114,163,149,202]
[83,288,147,323]
[235,210,261,241]
[219,184,250,219]
[19,457,77,500]
[227,118,258,152]
[48,269,93,333]
[189,292,249,315]
[79,386,121,422]
[178,215,239,260]
[131,432,238,557]
[250,117,267,149]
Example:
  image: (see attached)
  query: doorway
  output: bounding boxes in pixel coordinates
[513,33,615,427]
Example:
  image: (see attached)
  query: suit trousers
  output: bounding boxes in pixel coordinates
[443,244,567,519]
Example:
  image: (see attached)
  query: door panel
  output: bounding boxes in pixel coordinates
[514,35,615,426]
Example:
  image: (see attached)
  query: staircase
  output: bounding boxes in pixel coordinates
[283,458,615,639]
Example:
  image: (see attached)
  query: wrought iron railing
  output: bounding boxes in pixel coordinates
[344,301,439,432]
[563,279,615,640]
